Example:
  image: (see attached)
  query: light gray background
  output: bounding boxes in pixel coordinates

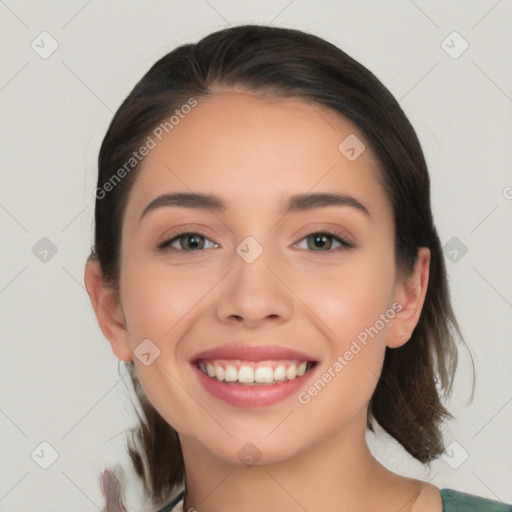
[1,1,511,510]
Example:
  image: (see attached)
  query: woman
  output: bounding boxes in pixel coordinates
[86,24,512,512]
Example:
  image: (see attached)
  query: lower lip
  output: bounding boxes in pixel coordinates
[191,363,317,408]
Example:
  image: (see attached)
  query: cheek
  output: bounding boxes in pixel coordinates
[308,254,395,345]
[119,257,213,345]
[119,261,222,432]
[293,262,393,422]
[133,363,209,442]
[301,251,393,401]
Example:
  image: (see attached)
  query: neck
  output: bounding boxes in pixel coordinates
[178,409,419,512]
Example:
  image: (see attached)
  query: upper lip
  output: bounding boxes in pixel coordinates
[191,343,318,363]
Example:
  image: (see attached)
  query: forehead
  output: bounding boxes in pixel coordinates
[123,90,390,223]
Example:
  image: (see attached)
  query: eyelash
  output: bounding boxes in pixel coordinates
[156,230,355,253]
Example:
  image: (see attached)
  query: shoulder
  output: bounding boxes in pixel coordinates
[439,488,512,512]
[410,482,443,512]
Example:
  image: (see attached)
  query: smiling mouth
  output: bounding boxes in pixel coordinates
[195,359,317,385]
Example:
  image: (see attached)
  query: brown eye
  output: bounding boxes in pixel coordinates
[294,231,354,252]
[157,232,217,251]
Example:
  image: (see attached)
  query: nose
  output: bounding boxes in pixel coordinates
[214,248,294,328]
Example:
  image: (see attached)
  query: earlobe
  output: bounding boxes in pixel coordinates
[386,247,430,349]
[84,257,133,362]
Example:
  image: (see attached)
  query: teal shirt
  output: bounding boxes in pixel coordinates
[440,488,512,511]
[158,488,512,511]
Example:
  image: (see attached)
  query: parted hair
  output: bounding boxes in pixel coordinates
[88,24,472,507]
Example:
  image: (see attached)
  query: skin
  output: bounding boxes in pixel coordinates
[85,91,442,512]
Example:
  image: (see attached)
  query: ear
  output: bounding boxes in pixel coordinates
[84,257,133,362]
[386,247,430,349]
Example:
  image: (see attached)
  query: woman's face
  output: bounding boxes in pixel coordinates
[115,90,409,465]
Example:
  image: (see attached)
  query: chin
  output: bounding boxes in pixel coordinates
[199,432,308,469]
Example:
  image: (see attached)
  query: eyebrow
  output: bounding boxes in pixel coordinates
[139,191,371,223]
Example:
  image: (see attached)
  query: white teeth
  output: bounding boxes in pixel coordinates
[297,361,307,376]
[254,367,274,383]
[214,363,225,381]
[286,364,297,380]
[206,363,216,378]
[198,360,312,385]
[238,365,255,383]
[273,365,286,381]
[224,365,238,382]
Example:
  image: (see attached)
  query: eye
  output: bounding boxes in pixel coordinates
[156,231,218,251]
[156,230,354,253]
[293,231,354,252]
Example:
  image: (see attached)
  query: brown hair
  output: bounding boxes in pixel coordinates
[88,24,473,507]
